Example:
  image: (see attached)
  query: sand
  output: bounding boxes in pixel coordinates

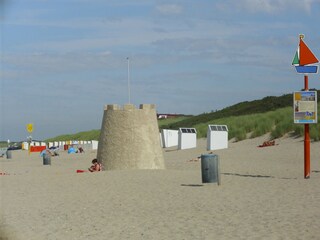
[1,135,320,240]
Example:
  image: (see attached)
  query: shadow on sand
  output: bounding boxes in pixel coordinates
[222,172,274,178]
[180,184,204,187]
[222,172,298,180]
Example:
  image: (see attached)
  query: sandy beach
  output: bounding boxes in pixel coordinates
[1,135,320,240]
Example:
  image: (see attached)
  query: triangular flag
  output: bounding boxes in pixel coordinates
[292,50,299,65]
[299,39,318,65]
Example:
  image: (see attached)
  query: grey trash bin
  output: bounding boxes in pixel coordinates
[6,150,12,159]
[201,154,220,185]
[43,153,51,165]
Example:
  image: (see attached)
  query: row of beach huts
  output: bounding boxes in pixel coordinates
[20,140,99,152]
[2,124,228,155]
[160,125,228,151]
[32,124,228,152]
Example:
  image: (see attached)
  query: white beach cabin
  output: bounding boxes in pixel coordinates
[161,129,179,148]
[91,140,98,150]
[207,125,228,151]
[178,128,197,150]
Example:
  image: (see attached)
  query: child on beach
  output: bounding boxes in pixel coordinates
[88,158,102,172]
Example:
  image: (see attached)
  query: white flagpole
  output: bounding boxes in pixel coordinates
[127,57,131,104]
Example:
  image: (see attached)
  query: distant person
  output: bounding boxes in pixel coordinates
[52,148,59,156]
[258,140,275,147]
[49,146,59,156]
[40,149,53,157]
[68,146,76,154]
[78,146,84,153]
[88,158,102,172]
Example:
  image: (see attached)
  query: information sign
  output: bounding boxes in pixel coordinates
[294,91,317,124]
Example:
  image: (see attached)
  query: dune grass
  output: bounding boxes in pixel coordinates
[193,107,303,141]
[45,129,101,142]
[158,116,191,128]
[192,106,320,142]
[44,106,320,142]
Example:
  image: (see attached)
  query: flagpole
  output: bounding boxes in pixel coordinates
[127,57,131,104]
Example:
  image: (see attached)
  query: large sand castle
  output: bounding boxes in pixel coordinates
[97,104,165,170]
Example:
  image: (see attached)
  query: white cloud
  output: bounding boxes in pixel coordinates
[156,4,183,15]
[217,0,320,14]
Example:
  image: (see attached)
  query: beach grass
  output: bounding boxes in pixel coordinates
[44,106,320,142]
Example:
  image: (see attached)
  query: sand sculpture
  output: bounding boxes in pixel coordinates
[97,104,165,170]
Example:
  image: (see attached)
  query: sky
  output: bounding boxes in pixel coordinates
[1,0,320,141]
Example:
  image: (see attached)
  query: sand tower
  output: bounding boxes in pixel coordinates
[97,104,165,170]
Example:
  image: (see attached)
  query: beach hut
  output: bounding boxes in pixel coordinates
[207,125,228,151]
[178,128,197,150]
[91,140,98,150]
[161,129,179,148]
[22,142,29,150]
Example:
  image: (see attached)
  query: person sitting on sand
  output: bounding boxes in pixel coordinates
[78,146,84,153]
[259,140,276,147]
[88,158,102,172]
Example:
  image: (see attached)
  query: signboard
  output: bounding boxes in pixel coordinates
[292,34,319,74]
[26,123,33,133]
[294,91,317,124]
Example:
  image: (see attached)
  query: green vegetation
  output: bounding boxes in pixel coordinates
[44,91,320,142]
[45,129,101,142]
[163,94,293,129]
[193,107,295,141]
[0,142,8,148]
[158,116,191,128]
[160,93,294,130]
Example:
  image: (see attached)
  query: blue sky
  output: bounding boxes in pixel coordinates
[1,0,320,141]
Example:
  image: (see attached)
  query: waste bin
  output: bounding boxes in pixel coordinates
[43,153,51,165]
[201,154,220,185]
[6,150,12,159]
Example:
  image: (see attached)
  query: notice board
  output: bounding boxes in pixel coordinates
[294,91,317,124]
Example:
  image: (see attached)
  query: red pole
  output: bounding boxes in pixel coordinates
[304,74,308,90]
[304,74,310,179]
